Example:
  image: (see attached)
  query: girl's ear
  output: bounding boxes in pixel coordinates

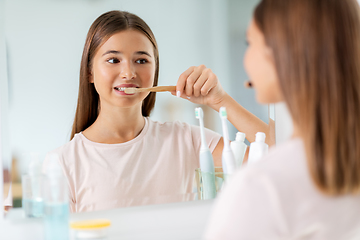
[264,45,274,62]
[89,71,94,83]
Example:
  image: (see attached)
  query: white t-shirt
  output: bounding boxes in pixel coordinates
[45,117,221,213]
[204,138,360,240]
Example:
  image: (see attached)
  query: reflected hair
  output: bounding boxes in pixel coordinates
[70,10,159,139]
[254,0,360,194]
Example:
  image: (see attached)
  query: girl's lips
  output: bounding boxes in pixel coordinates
[115,83,139,88]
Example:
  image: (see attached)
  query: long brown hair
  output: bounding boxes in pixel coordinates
[254,0,360,195]
[71,10,159,139]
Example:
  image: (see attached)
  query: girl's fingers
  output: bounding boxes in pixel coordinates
[193,69,211,97]
[184,65,206,96]
[201,74,217,96]
[177,66,195,97]
[177,91,192,100]
[176,65,218,100]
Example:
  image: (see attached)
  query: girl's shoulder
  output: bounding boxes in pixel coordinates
[230,138,307,194]
[46,133,83,159]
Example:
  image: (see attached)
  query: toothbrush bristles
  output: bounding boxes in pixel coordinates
[220,107,228,118]
[195,107,202,119]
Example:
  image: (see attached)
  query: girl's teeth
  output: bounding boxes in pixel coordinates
[115,87,125,92]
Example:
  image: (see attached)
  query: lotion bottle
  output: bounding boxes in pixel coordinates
[230,132,247,167]
[248,132,269,164]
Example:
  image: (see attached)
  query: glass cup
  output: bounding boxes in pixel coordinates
[21,174,44,218]
[194,167,227,200]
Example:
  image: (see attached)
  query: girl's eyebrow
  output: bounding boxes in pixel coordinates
[102,50,120,56]
[135,51,152,57]
[102,50,152,57]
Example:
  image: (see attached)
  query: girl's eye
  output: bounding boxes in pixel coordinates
[136,59,148,64]
[107,58,120,64]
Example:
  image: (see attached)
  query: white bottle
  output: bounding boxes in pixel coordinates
[230,132,248,167]
[248,132,269,164]
[43,153,69,240]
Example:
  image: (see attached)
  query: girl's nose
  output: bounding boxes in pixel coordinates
[120,62,136,80]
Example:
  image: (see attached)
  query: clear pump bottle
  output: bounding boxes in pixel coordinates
[22,153,44,218]
[43,153,69,240]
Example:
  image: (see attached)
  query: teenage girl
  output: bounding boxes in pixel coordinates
[46,10,270,213]
[204,0,360,239]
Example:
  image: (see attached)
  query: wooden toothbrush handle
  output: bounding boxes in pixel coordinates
[138,86,176,92]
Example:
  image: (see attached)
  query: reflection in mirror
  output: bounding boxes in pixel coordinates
[3,0,270,215]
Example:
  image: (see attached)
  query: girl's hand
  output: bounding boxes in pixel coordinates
[172,65,228,109]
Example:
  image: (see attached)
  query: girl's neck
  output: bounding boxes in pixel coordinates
[83,103,146,144]
[291,122,301,139]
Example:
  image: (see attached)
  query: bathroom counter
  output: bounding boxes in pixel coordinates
[1,199,214,240]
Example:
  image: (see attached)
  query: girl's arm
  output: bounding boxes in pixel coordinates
[175,65,275,146]
[210,93,275,146]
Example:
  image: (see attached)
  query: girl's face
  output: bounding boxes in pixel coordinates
[90,29,156,109]
[244,19,283,103]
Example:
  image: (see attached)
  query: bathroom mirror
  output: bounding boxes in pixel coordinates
[2,0,268,213]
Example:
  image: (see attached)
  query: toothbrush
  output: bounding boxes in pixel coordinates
[195,107,217,199]
[219,107,237,176]
[117,86,176,94]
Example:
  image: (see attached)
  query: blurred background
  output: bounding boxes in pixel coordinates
[1,0,266,206]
